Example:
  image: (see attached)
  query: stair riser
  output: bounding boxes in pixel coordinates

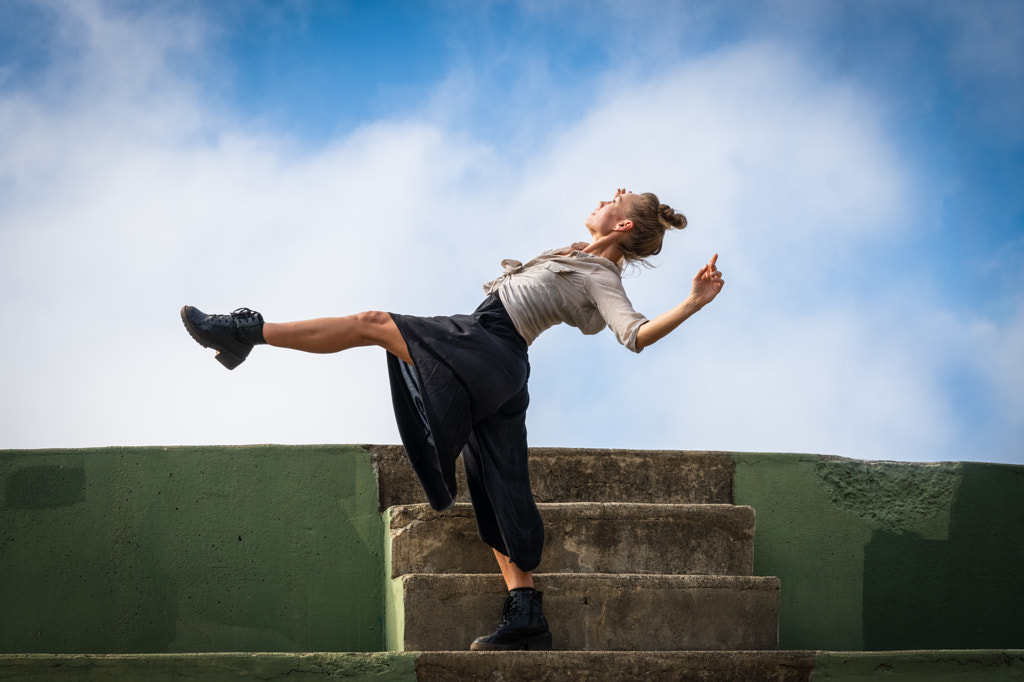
[372,446,735,508]
[389,504,754,577]
[393,574,780,652]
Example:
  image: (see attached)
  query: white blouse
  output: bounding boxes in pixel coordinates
[482,247,648,353]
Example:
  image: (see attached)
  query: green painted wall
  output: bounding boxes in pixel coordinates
[0,445,384,654]
[731,453,1024,651]
[5,445,1023,658]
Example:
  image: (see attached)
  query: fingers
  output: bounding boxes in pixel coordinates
[697,255,720,276]
[707,254,721,279]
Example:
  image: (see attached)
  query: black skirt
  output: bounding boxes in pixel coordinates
[387,293,544,571]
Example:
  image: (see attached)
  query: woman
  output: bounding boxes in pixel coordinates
[181,188,724,651]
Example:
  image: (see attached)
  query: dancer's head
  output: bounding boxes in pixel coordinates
[585,188,687,266]
[620,191,687,265]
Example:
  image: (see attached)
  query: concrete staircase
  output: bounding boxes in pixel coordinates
[372,445,816,680]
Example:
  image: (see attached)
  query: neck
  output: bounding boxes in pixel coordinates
[582,233,625,266]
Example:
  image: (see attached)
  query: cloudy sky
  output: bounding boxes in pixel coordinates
[1,0,1021,465]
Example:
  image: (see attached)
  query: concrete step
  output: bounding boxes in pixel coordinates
[388,573,780,652]
[0,653,418,681]
[413,651,816,681]
[387,502,755,578]
[370,445,735,509]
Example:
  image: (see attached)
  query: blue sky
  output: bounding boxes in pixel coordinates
[1,0,1021,464]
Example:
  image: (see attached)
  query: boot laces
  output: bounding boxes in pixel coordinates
[498,594,524,626]
[230,308,263,324]
[202,308,261,327]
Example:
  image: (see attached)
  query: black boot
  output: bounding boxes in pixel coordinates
[470,587,552,651]
[181,306,265,370]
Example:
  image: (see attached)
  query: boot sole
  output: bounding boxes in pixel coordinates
[469,631,552,651]
[180,306,245,370]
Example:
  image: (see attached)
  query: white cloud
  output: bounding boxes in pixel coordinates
[0,2,1020,465]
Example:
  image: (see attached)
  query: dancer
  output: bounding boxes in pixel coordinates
[181,188,724,650]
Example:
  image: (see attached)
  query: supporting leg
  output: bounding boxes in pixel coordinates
[468,548,550,651]
[470,585,551,651]
[492,549,535,590]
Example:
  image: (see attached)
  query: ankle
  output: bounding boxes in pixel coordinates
[233,308,265,345]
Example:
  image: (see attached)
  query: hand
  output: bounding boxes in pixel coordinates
[690,254,724,308]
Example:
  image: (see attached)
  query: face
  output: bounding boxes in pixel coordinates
[584,188,637,238]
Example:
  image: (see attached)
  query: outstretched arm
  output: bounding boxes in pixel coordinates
[634,254,724,351]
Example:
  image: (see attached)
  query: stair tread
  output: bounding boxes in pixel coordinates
[399,572,780,587]
[414,650,816,682]
[390,501,751,515]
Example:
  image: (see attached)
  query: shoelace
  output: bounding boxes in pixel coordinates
[203,308,259,326]
[498,597,524,626]
[229,308,263,324]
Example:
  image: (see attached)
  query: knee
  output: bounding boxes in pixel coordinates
[355,310,392,328]
[353,310,401,348]
[356,310,409,361]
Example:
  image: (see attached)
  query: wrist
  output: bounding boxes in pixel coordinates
[683,295,704,312]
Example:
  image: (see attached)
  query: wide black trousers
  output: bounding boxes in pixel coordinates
[386,294,544,572]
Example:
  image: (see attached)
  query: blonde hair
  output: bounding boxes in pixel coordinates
[620,192,687,266]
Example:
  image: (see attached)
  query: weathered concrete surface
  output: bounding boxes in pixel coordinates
[391,573,779,652]
[370,446,734,510]
[3,651,1019,681]
[812,650,1024,680]
[414,651,816,681]
[387,503,754,577]
[0,653,417,681]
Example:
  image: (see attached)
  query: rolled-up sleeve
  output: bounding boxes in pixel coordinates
[584,272,648,353]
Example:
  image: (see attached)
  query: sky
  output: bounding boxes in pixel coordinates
[0,0,1021,465]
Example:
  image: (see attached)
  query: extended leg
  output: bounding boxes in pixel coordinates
[182,305,412,369]
[264,311,412,364]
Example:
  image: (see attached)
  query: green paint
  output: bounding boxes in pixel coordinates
[381,508,407,653]
[863,463,1024,650]
[732,453,1024,651]
[384,578,407,653]
[731,453,872,649]
[0,445,385,654]
[813,650,1024,680]
[0,653,418,681]
[5,465,86,508]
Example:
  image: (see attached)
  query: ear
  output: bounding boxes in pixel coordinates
[613,219,634,232]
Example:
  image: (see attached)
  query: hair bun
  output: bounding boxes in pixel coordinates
[658,204,687,230]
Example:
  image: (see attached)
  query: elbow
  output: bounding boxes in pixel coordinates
[633,324,653,352]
